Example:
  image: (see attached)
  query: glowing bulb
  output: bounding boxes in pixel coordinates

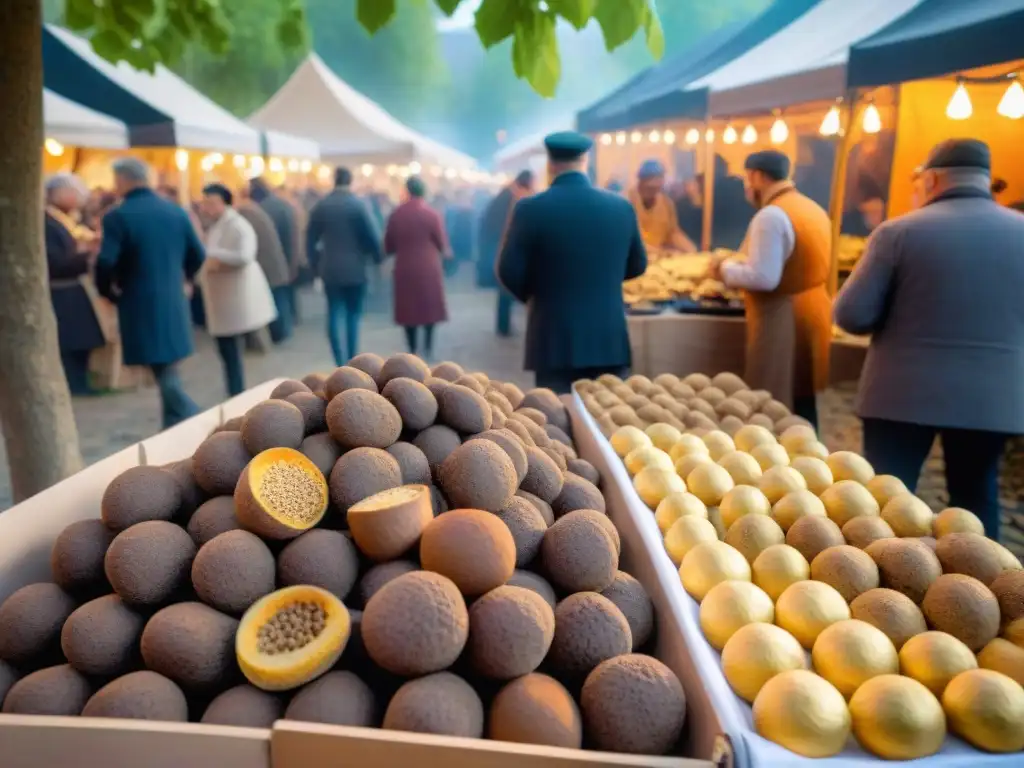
[250,156,265,176]
[445,168,457,179]
[209,152,224,166]
[44,138,65,157]
[400,166,411,178]
[998,80,1024,119]
[200,156,216,172]
[600,133,612,146]
[685,128,700,145]
[770,117,789,144]
[630,131,642,144]
[741,125,757,145]
[232,154,246,168]
[820,106,841,137]
[174,149,189,171]
[723,125,738,145]
[408,161,422,174]
[648,130,661,143]
[946,83,973,120]
[663,129,676,144]
[615,132,626,146]
[705,128,715,143]
[317,165,331,181]
[386,164,398,176]
[862,103,881,134]
[361,164,374,177]
[300,160,313,173]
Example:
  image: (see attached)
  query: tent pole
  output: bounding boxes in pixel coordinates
[701,126,716,252]
[827,90,858,296]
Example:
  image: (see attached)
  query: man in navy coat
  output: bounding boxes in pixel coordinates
[96,157,205,428]
[497,132,647,393]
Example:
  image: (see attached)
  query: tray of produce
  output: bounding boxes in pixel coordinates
[571,372,1024,767]
[673,298,745,317]
[0,355,716,768]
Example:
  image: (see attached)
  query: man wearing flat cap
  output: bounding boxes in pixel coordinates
[628,159,696,254]
[712,148,832,428]
[497,131,648,393]
[835,139,1024,540]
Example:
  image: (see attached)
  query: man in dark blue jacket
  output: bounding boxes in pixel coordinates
[497,132,647,393]
[95,157,205,428]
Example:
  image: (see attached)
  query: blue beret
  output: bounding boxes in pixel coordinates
[544,131,593,161]
[638,159,666,180]
[744,150,790,180]
[923,139,990,171]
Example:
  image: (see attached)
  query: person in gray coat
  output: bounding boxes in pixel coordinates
[834,139,1024,540]
[251,177,299,339]
[306,167,384,365]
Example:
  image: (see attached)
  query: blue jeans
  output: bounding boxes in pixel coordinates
[496,290,514,336]
[862,417,1008,540]
[150,362,200,429]
[326,284,366,366]
[61,350,94,395]
[215,335,245,397]
[268,286,293,343]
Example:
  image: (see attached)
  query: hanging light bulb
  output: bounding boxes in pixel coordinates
[232,154,246,168]
[408,161,422,174]
[300,160,313,173]
[705,128,715,143]
[317,165,332,181]
[684,128,700,145]
[174,149,190,171]
[200,155,216,173]
[648,129,661,144]
[946,82,973,120]
[386,164,398,176]
[44,138,65,157]
[770,117,789,144]
[600,133,612,146]
[630,131,642,144]
[862,103,882,134]
[208,152,224,166]
[361,164,374,177]
[615,132,626,146]
[998,80,1024,119]
[819,106,841,137]
[663,129,676,144]
[250,156,266,176]
[723,125,738,145]
[741,125,758,145]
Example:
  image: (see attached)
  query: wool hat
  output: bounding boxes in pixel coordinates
[638,159,666,180]
[922,139,991,172]
[744,150,791,181]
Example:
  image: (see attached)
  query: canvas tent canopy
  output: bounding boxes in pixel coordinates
[44,89,128,150]
[249,54,475,170]
[260,130,320,161]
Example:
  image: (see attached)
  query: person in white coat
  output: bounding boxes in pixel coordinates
[199,183,277,396]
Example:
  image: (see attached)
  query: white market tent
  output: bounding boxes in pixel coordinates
[261,130,320,161]
[44,89,128,150]
[249,54,475,170]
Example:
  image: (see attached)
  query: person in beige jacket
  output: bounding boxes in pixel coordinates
[199,183,277,396]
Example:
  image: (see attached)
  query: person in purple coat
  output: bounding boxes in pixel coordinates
[384,176,452,359]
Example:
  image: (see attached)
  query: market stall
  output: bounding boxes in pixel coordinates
[43,90,129,158]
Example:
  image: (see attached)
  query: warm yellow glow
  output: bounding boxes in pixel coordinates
[174,149,190,171]
[685,128,700,145]
[862,103,882,134]
[444,168,458,179]
[386,164,398,176]
[998,80,1024,119]
[286,159,300,172]
[705,128,715,143]
[209,152,224,166]
[408,161,422,174]
[723,125,738,145]
[269,158,284,173]
[44,138,65,157]
[819,106,841,137]
[317,165,332,181]
[232,154,246,168]
[399,166,411,178]
[200,155,216,173]
[648,129,661,143]
[741,125,758,145]
[431,165,443,177]
[250,156,266,176]
[361,164,374,177]
[663,129,676,144]
[770,117,789,144]
[300,160,313,173]
[600,133,612,145]
[630,130,643,144]
[946,83,973,120]
[615,131,627,146]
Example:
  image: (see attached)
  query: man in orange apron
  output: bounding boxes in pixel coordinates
[628,160,696,253]
[713,150,832,429]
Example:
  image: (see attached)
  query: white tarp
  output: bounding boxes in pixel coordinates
[261,130,320,161]
[690,0,924,115]
[44,89,128,149]
[48,25,261,153]
[249,54,475,170]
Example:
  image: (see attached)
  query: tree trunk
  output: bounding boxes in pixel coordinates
[0,0,84,503]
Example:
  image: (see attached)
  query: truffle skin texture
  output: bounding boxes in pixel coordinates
[285,391,328,435]
[386,441,433,485]
[496,496,548,567]
[0,582,78,664]
[166,459,207,518]
[581,654,686,755]
[489,673,582,749]
[521,447,565,503]
[1,665,91,716]
[328,447,403,512]
[192,431,252,496]
[241,400,306,454]
[361,571,469,676]
[378,353,431,388]
[507,570,558,609]
[383,672,484,738]
[431,361,464,381]
[277,529,360,601]
[921,573,1001,652]
[552,473,606,517]
[324,365,378,401]
[420,509,517,596]
[299,433,343,477]
[542,512,619,593]
[326,389,402,450]
[191,530,276,615]
[865,538,942,604]
[186,496,241,547]
[468,586,555,679]
[51,518,115,595]
[439,439,518,512]
[359,560,419,607]
[82,671,188,721]
[474,429,528,484]
[382,378,438,431]
[566,458,600,487]
[439,385,493,434]
[549,592,632,679]
[601,571,655,650]
[101,466,183,530]
[140,602,239,692]
[202,684,284,727]
[61,594,145,677]
[270,379,312,400]
[0,660,18,705]
[347,353,387,383]
[105,520,197,607]
[518,490,555,526]
[284,671,378,727]
[412,424,463,476]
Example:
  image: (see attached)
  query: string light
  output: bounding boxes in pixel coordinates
[300,160,313,173]
[663,129,676,144]
[741,125,758,145]
[998,79,1024,119]
[444,168,457,179]
[317,165,332,181]
[250,156,266,176]
[684,128,700,145]
[600,133,612,145]
[361,164,374,177]
[648,130,661,143]
[200,155,216,172]
[630,131,642,144]
[386,164,398,176]
[946,82,973,120]
[44,138,65,157]
[174,149,189,171]
[770,116,789,144]
[615,132,626,146]
[722,125,738,145]
[819,106,841,137]
[862,103,882,134]
[408,161,422,174]
[232,154,246,168]
[704,128,715,143]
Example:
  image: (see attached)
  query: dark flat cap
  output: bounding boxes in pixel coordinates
[544,131,593,161]
[923,139,991,171]
[638,159,666,180]
[744,150,791,181]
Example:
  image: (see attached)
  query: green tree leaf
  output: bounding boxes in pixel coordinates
[510,11,560,98]
[64,0,99,30]
[548,0,596,30]
[474,0,519,48]
[357,0,396,33]
[643,5,665,60]
[434,0,462,17]
[89,27,134,64]
[593,0,646,51]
